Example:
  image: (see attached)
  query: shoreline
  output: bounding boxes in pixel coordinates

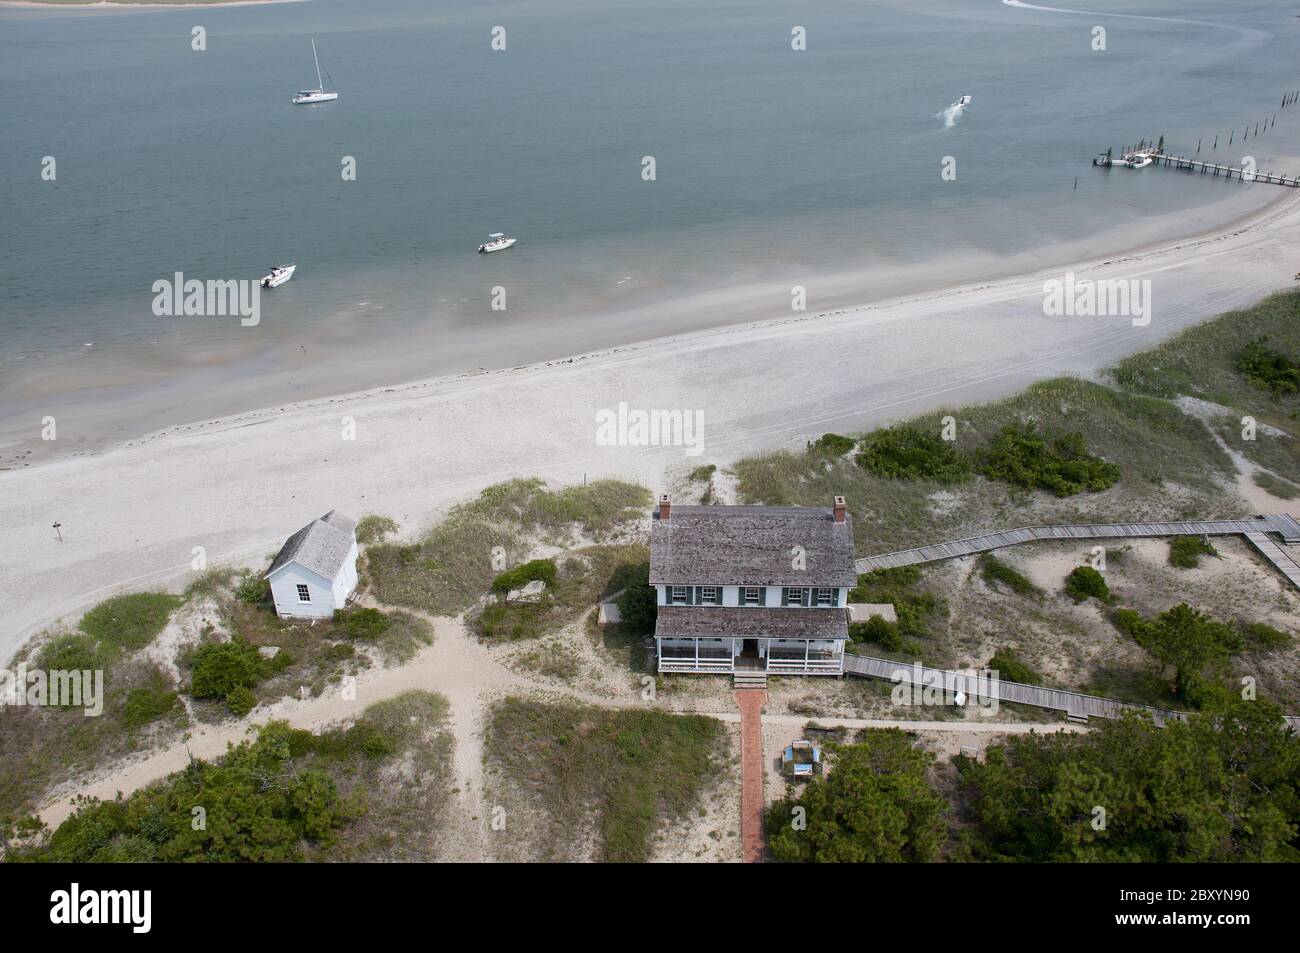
[2,179,1292,471]
[3,185,1300,662]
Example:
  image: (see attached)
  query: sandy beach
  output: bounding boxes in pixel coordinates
[4,187,1300,663]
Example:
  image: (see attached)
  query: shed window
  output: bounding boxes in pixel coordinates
[671,586,689,605]
[783,587,809,607]
[296,583,311,603]
[816,588,836,606]
[701,587,719,605]
[742,587,763,605]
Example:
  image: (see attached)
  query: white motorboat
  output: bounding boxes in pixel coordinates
[292,39,338,105]
[478,233,517,253]
[951,94,972,108]
[1129,154,1153,169]
[261,264,296,288]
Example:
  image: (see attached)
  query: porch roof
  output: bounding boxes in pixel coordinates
[655,606,849,640]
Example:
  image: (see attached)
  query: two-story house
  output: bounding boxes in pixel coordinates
[650,495,857,676]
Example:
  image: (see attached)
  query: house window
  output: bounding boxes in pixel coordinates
[701,587,719,605]
[783,587,808,607]
[296,583,311,603]
[671,586,689,605]
[742,587,763,606]
[816,588,836,606]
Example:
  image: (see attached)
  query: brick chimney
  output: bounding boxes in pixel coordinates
[659,493,671,521]
[833,495,846,523]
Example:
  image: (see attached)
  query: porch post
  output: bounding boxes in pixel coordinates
[805,639,810,671]
[694,638,699,670]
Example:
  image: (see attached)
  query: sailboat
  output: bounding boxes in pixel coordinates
[292,39,338,105]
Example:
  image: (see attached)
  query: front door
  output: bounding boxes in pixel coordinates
[740,638,759,658]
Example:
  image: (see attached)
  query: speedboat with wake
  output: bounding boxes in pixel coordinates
[951,95,972,108]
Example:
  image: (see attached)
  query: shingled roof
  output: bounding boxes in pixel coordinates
[649,504,857,587]
[655,606,849,640]
[266,511,357,581]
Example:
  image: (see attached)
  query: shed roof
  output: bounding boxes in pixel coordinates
[649,505,857,586]
[266,510,357,581]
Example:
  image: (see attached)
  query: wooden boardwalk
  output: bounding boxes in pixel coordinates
[855,514,1300,588]
[842,653,1300,731]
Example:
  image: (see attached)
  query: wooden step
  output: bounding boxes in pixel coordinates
[734,671,768,689]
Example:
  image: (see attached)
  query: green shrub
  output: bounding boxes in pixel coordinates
[37,632,103,673]
[1064,566,1110,604]
[614,563,657,637]
[1243,622,1293,650]
[855,426,971,483]
[189,638,262,700]
[478,600,551,641]
[978,423,1119,497]
[235,572,269,605]
[225,686,255,717]
[79,593,180,652]
[341,607,389,640]
[766,730,947,863]
[1234,336,1300,396]
[123,684,179,729]
[849,615,902,651]
[687,464,717,482]
[1169,536,1216,569]
[1111,607,1151,641]
[355,515,400,545]
[809,433,856,455]
[490,559,558,598]
[987,649,1041,685]
[325,643,356,662]
[978,555,1040,595]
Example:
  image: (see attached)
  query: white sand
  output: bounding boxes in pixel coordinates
[5,190,1300,663]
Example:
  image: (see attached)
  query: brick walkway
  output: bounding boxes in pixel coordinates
[734,689,768,863]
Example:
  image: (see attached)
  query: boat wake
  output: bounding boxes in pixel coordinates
[937,103,965,128]
[1001,0,1265,39]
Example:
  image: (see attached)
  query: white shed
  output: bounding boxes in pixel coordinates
[265,510,359,619]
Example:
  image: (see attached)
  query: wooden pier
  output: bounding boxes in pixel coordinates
[854,514,1300,588]
[1098,151,1300,186]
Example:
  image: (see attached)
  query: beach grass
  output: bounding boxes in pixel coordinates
[736,376,1236,555]
[1110,289,1300,419]
[367,478,649,617]
[484,698,726,862]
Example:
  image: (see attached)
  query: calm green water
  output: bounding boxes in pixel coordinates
[2,0,1299,446]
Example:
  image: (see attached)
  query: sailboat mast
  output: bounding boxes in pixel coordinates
[312,39,323,90]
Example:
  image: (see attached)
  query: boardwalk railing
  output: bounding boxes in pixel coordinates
[842,653,1300,730]
[855,515,1300,586]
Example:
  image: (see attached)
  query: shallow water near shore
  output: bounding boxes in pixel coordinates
[3,0,1300,461]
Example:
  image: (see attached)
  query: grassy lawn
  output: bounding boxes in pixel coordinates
[485,698,727,862]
